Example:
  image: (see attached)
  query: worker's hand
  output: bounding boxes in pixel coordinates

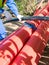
[17,15,23,21]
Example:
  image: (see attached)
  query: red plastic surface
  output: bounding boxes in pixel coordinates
[10,2,49,65]
[11,22,49,65]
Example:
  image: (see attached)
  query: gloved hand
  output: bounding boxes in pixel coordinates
[17,15,23,21]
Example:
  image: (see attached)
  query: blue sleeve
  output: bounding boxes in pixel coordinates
[6,0,19,16]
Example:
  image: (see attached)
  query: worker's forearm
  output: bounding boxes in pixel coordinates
[6,0,19,16]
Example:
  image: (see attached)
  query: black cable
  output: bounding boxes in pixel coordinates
[3,16,49,24]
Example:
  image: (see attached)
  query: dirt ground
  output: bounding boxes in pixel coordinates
[3,19,49,65]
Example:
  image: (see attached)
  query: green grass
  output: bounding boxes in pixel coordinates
[15,0,47,15]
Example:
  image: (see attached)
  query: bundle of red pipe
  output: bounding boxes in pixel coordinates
[0,2,49,65]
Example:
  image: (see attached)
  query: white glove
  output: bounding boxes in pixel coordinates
[17,15,23,21]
